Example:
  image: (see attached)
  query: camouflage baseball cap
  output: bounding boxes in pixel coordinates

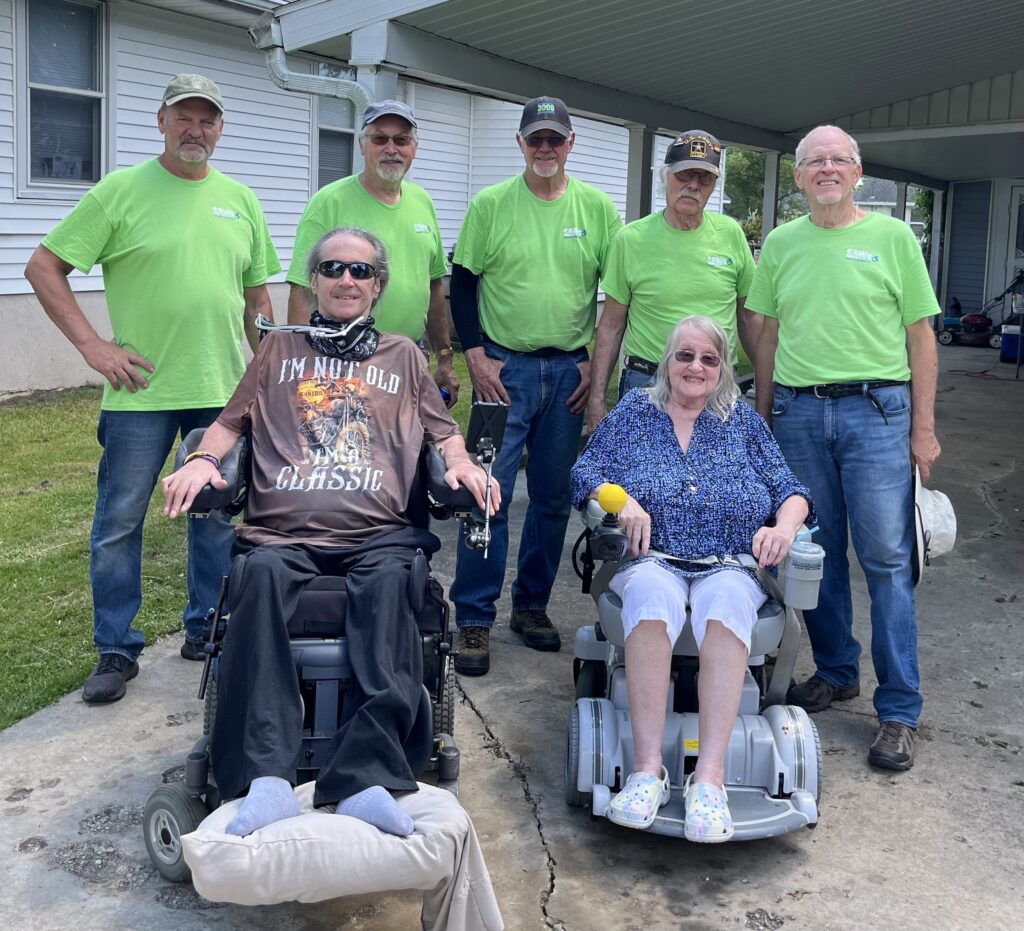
[162,74,224,113]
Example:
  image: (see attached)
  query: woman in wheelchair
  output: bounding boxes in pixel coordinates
[162,227,497,838]
[571,316,812,841]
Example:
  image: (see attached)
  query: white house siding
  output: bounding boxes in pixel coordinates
[0,0,309,298]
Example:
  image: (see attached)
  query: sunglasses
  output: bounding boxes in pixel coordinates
[524,134,569,148]
[673,349,721,368]
[315,260,376,280]
[366,133,415,147]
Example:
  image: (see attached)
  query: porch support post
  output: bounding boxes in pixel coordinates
[625,123,655,222]
[895,181,908,224]
[929,189,944,292]
[760,151,780,244]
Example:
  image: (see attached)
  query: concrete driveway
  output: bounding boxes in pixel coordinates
[2,344,1022,930]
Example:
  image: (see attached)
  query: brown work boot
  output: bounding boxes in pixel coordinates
[455,627,490,676]
[509,608,561,652]
[868,721,916,771]
[787,674,859,713]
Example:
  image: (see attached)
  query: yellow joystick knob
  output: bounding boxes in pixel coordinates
[597,483,628,515]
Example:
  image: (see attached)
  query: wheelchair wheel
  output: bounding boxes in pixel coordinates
[434,665,456,739]
[564,704,591,808]
[574,660,606,700]
[202,677,217,737]
[143,783,208,883]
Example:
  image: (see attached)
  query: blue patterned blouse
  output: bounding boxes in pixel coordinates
[571,389,814,586]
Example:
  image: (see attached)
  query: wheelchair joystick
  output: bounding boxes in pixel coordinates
[589,483,630,562]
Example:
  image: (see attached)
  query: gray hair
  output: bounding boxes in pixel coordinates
[794,125,861,164]
[653,161,719,201]
[306,227,390,310]
[648,315,740,421]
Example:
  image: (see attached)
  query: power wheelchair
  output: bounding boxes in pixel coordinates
[144,408,503,883]
[565,486,823,841]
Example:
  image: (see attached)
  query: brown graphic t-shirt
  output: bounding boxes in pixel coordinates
[217,331,458,547]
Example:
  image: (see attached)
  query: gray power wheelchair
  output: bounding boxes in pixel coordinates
[565,486,823,841]
[144,406,504,883]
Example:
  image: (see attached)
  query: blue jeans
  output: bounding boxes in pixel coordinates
[91,408,235,659]
[451,343,586,628]
[617,365,654,399]
[771,384,921,726]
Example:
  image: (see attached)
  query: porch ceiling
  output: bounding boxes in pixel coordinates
[274,0,1024,184]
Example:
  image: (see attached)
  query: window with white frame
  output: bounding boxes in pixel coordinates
[316,62,355,189]
[24,0,104,186]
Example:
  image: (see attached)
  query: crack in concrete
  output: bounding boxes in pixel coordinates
[457,682,566,930]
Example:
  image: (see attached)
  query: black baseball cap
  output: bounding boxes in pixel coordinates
[361,99,417,129]
[664,130,722,176]
[519,97,572,137]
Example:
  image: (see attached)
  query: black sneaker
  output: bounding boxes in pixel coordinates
[868,721,916,771]
[787,674,859,713]
[180,638,206,661]
[82,653,139,704]
[455,627,490,676]
[509,608,561,652]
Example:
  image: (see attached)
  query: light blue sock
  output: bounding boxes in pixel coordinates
[225,776,301,837]
[336,786,415,836]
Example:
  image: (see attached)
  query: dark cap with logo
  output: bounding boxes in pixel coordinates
[162,74,224,113]
[520,97,573,137]
[361,99,418,129]
[664,130,722,176]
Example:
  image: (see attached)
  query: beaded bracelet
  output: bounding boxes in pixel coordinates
[183,451,221,469]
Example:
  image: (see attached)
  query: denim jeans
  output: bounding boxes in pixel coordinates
[617,365,654,399]
[91,408,235,659]
[771,384,921,726]
[450,342,587,628]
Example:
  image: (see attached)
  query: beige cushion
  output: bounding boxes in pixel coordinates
[181,781,503,931]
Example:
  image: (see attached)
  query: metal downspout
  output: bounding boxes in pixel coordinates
[248,12,370,115]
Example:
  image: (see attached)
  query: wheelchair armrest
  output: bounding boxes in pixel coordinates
[424,444,476,514]
[175,427,249,515]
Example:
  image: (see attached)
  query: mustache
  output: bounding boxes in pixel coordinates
[675,189,702,201]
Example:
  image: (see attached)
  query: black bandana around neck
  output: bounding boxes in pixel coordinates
[306,310,380,361]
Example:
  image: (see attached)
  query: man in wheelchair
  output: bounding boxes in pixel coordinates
[162,227,496,838]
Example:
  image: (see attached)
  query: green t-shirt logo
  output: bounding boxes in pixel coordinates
[413,223,433,234]
[212,207,241,220]
[707,255,734,267]
[846,248,880,263]
[562,227,588,238]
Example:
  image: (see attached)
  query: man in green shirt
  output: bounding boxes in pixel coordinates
[587,131,757,432]
[448,96,623,675]
[286,100,458,406]
[25,74,280,704]
[747,124,940,772]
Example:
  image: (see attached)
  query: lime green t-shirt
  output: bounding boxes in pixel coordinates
[602,210,753,362]
[286,175,448,340]
[746,213,939,385]
[454,174,623,351]
[43,159,280,412]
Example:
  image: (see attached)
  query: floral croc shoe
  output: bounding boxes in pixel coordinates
[682,775,734,843]
[607,767,670,829]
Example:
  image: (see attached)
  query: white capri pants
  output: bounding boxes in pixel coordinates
[608,561,766,652]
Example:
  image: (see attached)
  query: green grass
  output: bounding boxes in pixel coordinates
[0,387,197,730]
[0,358,479,733]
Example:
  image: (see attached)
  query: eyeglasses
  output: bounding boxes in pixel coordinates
[672,169,717,186]
[365,133,415,147]
[798,155,859,170]
[315,260,376,280]
[524,134,569,148]
[673,349,721,368]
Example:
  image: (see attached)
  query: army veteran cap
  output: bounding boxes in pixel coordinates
[664,130,722,176]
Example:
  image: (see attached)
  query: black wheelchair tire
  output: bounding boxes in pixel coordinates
[143,783,209,883]
[434,665,456,739]
[202,677,218,738]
